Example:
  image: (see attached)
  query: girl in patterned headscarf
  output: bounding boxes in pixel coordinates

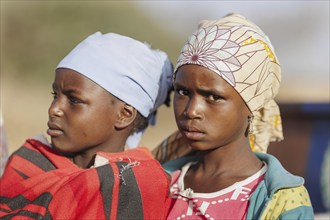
[164,13,314,219]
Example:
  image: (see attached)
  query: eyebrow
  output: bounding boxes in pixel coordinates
[174,81,224,95]
[52,83,82,95]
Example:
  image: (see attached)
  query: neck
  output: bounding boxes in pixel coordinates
[73,154,95,169]
[72,143,126,169]
[197,140,262,177]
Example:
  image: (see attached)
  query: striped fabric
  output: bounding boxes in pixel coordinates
[0,139,170,219]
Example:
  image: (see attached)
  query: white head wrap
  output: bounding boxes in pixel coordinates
[57,32,173,148]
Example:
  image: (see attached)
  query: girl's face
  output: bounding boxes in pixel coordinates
[47,68,125,155]
[173,64,251,151]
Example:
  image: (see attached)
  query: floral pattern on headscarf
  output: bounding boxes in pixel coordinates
[177,25,241,86]
[174,13,283,152]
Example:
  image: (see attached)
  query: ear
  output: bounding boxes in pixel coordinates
[115,104,137,130]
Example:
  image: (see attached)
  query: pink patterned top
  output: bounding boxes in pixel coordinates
[167,162,267,220]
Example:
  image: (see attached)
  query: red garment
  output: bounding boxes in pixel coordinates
[0,139,170,219]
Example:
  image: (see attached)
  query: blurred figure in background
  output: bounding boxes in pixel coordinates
[0,110,9,176]
[321,144,330,211]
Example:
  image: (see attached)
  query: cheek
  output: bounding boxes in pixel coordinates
[77,106,113,131]
[80,114,114,144]
[218,108,247,134]
[173,97,185,115]
[206,105,240,130]
[92,109,115,128]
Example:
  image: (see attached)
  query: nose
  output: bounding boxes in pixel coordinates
[48,97,64,118]
[184,96,203,119]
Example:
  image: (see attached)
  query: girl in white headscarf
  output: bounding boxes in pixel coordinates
[163,13,314,220]
[0,32,173,219]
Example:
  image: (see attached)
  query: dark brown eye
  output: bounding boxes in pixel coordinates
[68,96,81,104]
[207,94,222,102]
[51,91,57,99]
[175,88,189,96]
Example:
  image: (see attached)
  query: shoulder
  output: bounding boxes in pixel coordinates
[9,136,53,160]
[98,147,155,162]
[162,155,200,174]
[260,185,314,219]
[255,152,305,190]
[253,153,314,219]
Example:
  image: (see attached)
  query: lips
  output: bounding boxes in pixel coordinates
[47,121,64,137]
[180,124,205,141]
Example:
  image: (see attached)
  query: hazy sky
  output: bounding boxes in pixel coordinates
[136,1,329,102]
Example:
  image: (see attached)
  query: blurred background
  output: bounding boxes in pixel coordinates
[1,0,329,217]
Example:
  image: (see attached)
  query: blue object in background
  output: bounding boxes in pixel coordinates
[304,103,330,213]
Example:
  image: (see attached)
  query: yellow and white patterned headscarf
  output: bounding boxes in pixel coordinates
[174,13,283,152]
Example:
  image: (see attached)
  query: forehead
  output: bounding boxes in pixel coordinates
[175,64,233,91]
[54,68,102,90]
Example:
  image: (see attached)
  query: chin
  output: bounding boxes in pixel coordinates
[189,141,220,152]
[51,141,77,157]
[187,141,207,150]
